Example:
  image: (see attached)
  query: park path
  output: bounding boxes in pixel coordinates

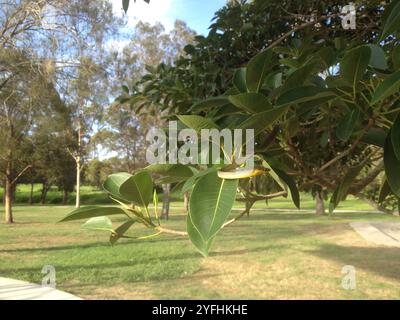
[0,277,82,300]
[350,222,400,247]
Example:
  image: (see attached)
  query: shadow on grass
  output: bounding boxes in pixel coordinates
[308,244,400,281]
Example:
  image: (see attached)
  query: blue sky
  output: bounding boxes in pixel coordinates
[111,0,227,34]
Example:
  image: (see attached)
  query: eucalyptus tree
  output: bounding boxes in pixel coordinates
[0,48,60,223]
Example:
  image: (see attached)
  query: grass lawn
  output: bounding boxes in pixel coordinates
[1,197,400,300]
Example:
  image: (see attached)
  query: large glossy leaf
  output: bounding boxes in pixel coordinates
[60,206,127,222]
[384,130,400,197]
[189,171,238,243]
[282,62,316,91]
[246,49,273,92]
[336,109,360,141]
[190,97,229,113]
[262,161,300,209]
[329,164,365,213]
[378,176,391,204]
[276,86,336,107]
[238,106,289,136]
[103,172,132,201]
[361,127,387,148]
[340,45,371,88]
[368,44,388,70]
[381,1,400,40]
[146,164,194,184]
[391,114,400,160]
[273,167,300,209]
[82,216,113,232]
[233,68,248,93]
[177,115,219,132]
[110,220,135,245]
[228,93,272,114]
[371,71,400,105]
[119,171,153,207]
[181,167,218,194]
[187,214,214,257]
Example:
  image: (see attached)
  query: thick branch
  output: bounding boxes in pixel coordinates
[316,119,375,174]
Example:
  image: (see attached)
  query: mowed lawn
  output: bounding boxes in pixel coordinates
[1,198,400,299]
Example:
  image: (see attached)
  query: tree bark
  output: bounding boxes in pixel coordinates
[183,191,189,213]
[75,155,81,208]
[40,183,48,205]
[4,159,13,224]
[161,184,170,220]
[29,182,34,205]
[63,189,68,205]
[315,191,326,216]
[315,190,326,215]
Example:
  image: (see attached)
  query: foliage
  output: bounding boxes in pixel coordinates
[62,0,400,256]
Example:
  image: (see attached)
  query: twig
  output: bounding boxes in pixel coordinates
[11,165,32,186]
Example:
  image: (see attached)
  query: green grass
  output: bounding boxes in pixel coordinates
[1,199,400,299]
[0,184,376,211]
[0,185,112,205]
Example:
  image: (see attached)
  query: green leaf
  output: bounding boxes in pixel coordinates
[336,109,360,141]
[378,176,391,204]
[190,97,229,113]
[367,45,388,70]
[340,45,371,88]
[228,93,272,114]
[391,114,400,160]
[60,206,127,222]
[381,1,400,40]
[238,106,289,136]
[146,164,194,184]
[384,130,400,197]
[282,62,316,91]
[189,171,238,244]
[181,167,218,194]
[82,216,113,232]
[177,115,219,132]
[233,68,248,93]
[262,160,300,209]
[184,44,195,55]
[246,49,273,92]
[276,86,336,107]
[371,71,400,105]
[361,128,387,148]
[393,46,400,70]
[122,0,130,13]
[329,163,365,214]
[110,220,135,245]
[103,172,133,201]
[273,167,300,209]
[187,214,214,257]
[119,171,153,207]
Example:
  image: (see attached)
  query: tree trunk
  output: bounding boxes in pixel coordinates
[29,182,34,205]
[161,184,170,220]
[2,179,5,204]
[40,183,48,205]
[63,189,68,205]
[183,191,189,213]
[4,160,13,224]
[75,156,81,208]
[315,190,326,215]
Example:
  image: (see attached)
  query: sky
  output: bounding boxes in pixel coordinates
[111,0,227,34]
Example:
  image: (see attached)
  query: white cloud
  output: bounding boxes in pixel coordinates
[111,0,175,31]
